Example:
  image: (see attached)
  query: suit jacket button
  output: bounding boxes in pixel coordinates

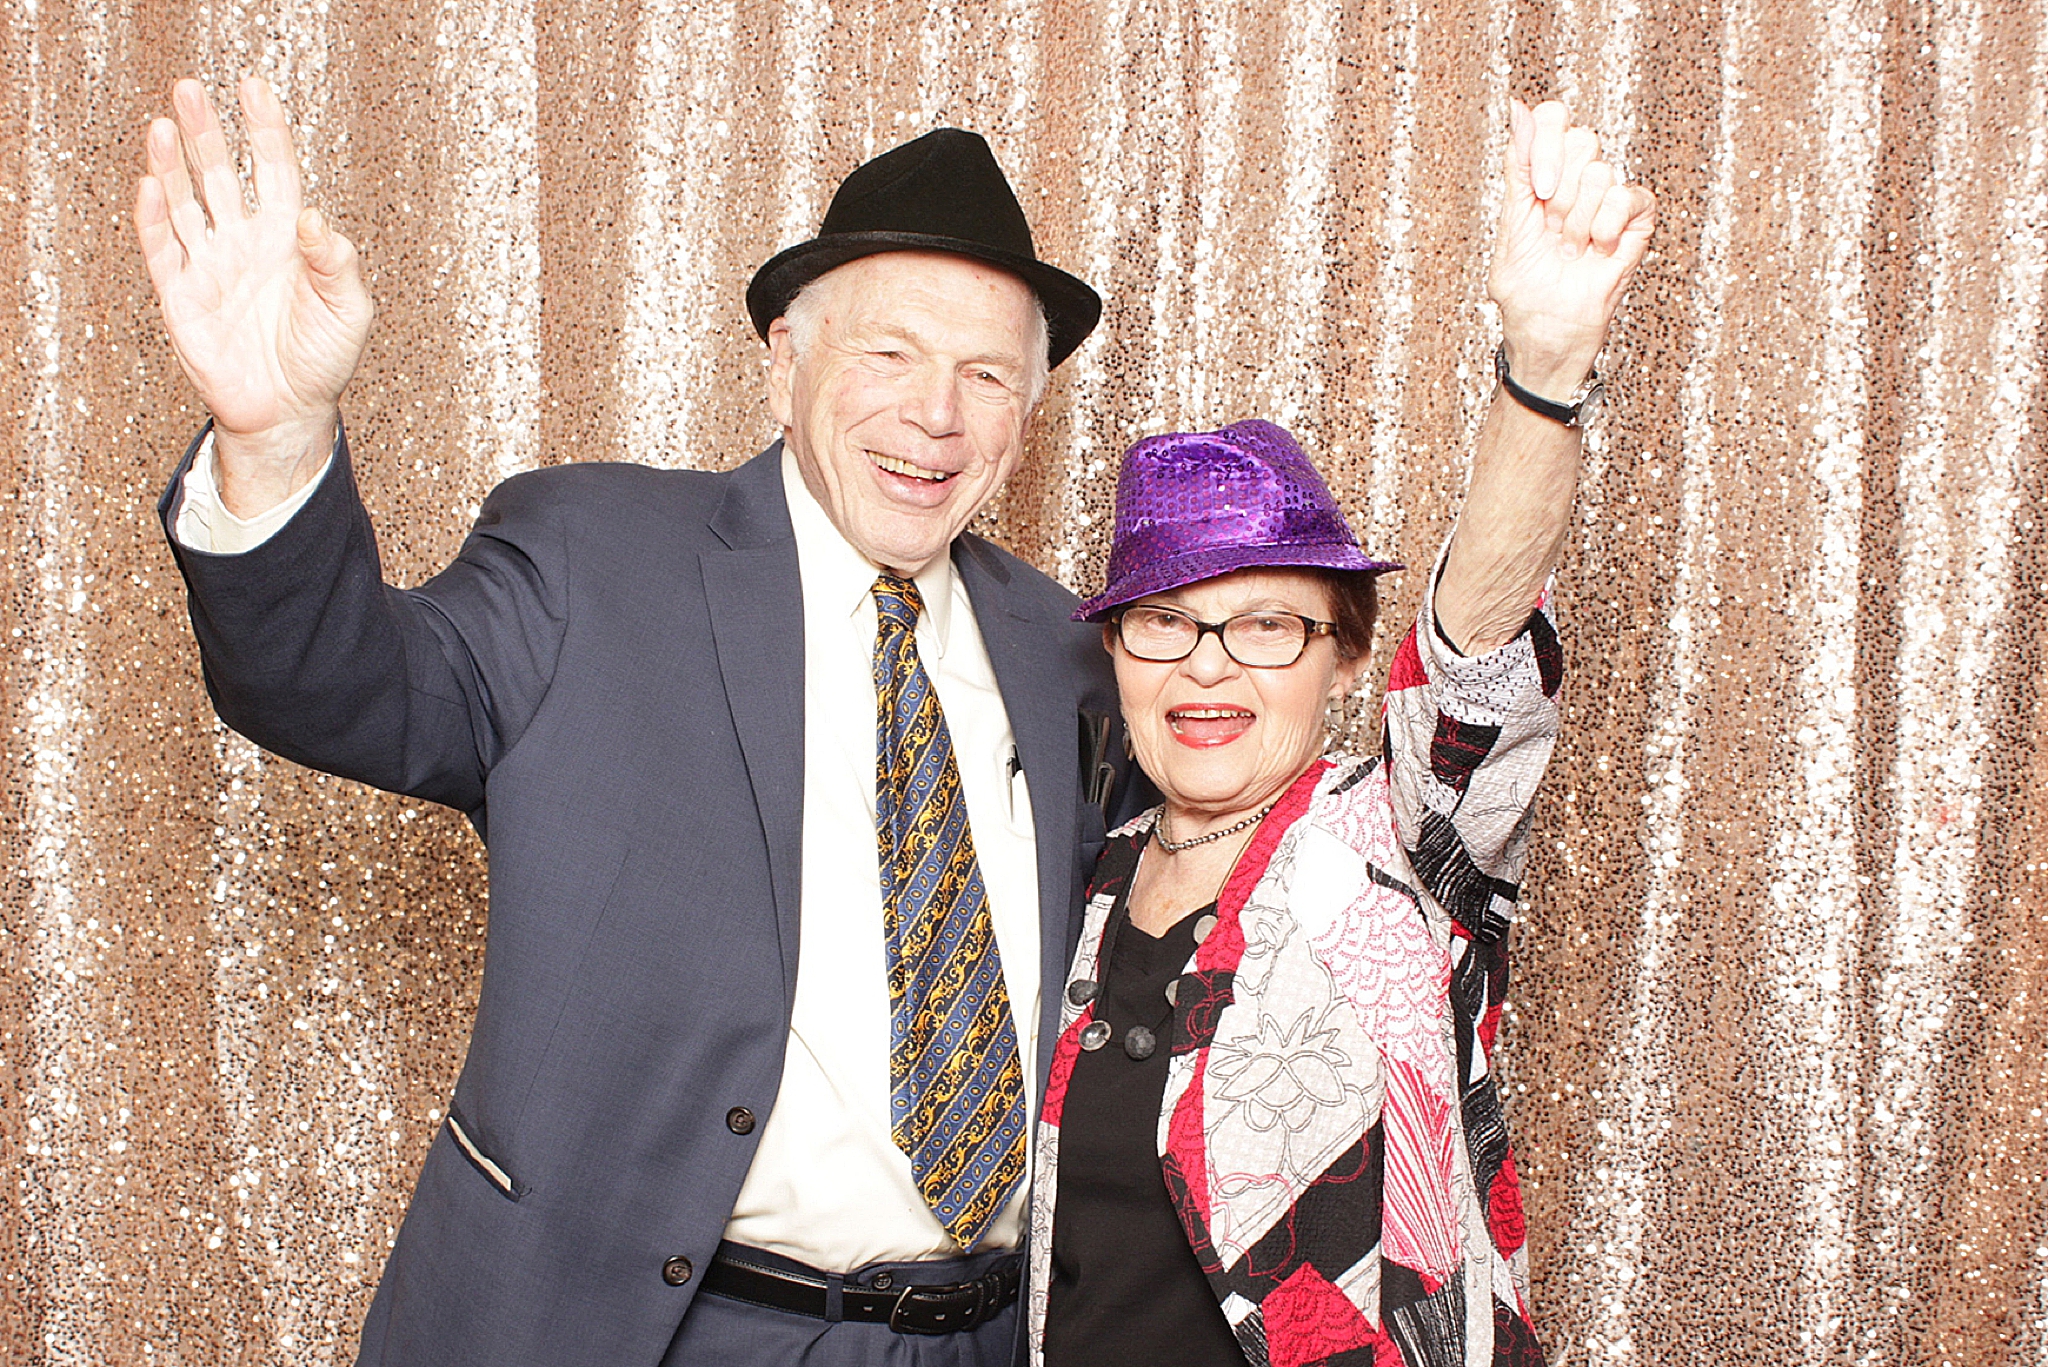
[726,1107,756,1135]
[662,1256,694,1286]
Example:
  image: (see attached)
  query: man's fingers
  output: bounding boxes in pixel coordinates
[241,75,304,218]
[1562,161,1617,253]
[1528,100,1570,200]
[298,208,365,299]
[298,207,337,272]
[146,116,210,253]
[134,174,188,290]
[143,114,180,179]
[173,78,246,228]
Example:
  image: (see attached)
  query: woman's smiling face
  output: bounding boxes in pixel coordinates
[1111,568,1367,826]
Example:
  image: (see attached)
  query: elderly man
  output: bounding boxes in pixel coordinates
[141,75,1124,1367]
[136,75,1652,1367]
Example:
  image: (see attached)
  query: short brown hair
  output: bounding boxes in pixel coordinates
[1320,569,1381,662]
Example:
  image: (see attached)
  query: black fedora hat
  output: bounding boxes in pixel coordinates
[746,128,1101,368]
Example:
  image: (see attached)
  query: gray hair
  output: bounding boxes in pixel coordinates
[783,263,1051,410]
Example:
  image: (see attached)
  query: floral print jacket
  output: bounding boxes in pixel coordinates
[1029,583,1563,1367]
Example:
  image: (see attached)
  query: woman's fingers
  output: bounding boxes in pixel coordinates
[1562,160,1617,255]
[1595,183,1658,258]
[1528,100,1570,200]
[1505,98,1537,200]
[1589,185,1633,255]
[1508,101,1646,264]
[1545,125,1600,234]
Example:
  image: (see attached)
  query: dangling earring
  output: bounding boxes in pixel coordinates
[1324,681,1357,749]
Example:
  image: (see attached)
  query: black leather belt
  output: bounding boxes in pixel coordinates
[701,1248,1020,1335]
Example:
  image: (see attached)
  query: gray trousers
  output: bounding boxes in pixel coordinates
[661,1243,1023,1367]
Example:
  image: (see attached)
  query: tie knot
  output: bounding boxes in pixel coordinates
[873,575,925,632]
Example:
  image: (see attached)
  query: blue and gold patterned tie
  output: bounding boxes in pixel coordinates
[871,574,1026,1251]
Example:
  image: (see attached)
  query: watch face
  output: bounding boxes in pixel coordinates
[1571,379,1605,426]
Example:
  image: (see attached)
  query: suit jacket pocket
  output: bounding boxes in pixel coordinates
[446,1109,526,1201]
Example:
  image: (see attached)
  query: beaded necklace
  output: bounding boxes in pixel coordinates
[1152,801,1276,854]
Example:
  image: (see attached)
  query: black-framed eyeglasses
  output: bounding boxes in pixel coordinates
[1112,604,1337,668]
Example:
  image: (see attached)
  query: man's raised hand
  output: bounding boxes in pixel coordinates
[1489,99,1657,396]
[135,76,372,516]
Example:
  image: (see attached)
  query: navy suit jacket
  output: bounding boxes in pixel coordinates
[159,431,1135,1367]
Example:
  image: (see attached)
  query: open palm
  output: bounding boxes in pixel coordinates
[135,77,371,460]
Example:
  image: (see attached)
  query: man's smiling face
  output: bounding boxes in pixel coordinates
[767,250,1045,576]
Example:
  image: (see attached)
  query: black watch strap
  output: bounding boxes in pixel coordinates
[1494,343,1600,427]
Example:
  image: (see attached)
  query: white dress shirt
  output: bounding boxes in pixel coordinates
[175,438,1043,1268]
[172,429,331,554]
[722,451,1040,1267]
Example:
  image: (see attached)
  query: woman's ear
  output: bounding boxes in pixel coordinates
[1329,647,1370,702]
[1101,622,1117,656]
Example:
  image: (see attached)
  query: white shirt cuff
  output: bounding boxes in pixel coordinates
[173,428,335,555]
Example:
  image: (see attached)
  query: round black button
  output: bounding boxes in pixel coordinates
[1123,1025,1156,1061]
[1066,978,1098,1007]
[662,1256,694,1286]
[726,1107,756,1135]
[872,1271,895,1290]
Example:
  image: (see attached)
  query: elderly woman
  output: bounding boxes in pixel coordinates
[1029,102,1654,1367]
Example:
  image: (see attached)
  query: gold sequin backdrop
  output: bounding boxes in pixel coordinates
[3,0,2045,1361]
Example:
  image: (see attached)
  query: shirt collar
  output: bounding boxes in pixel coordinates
[780,446,957,658]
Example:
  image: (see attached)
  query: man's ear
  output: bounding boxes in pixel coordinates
[765,318,797,429]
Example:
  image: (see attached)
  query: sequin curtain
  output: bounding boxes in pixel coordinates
[3,0,2044,1362]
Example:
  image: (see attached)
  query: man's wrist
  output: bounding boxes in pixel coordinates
[213,412,341,519]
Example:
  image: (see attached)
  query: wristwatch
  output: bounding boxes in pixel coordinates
[1494,343,1602,428]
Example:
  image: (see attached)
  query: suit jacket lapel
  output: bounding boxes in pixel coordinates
[704,445,805,1009]
[955,539,1083,1109]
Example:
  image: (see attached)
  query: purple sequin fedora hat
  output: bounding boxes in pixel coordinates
[1073,419,1402,622]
